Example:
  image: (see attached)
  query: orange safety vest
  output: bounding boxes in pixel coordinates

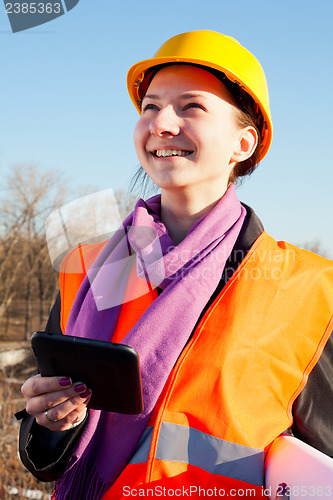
[59,231,333,499]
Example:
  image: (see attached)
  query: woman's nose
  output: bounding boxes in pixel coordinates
[149,106,180,137]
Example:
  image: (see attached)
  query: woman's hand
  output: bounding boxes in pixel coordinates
[21,374,92,431]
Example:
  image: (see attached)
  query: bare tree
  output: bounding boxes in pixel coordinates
[0,164,68,339]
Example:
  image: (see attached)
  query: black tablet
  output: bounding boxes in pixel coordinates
[30,331,143,414]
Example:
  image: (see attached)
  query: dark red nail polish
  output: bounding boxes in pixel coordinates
[80,389,92,399]
[74,383,86,393]
[59,377,72,387]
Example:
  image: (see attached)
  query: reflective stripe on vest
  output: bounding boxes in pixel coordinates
[129,422,264,487]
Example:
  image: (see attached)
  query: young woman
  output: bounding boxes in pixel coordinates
[18,30,333,499]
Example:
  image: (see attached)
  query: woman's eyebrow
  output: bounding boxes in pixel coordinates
[143,92,206,101]
[142,94,158,101]
[180,92,205,99]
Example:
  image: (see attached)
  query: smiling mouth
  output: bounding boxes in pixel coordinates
[153,150,193,158]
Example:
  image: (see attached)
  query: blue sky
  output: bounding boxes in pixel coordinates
[1,0,333,255]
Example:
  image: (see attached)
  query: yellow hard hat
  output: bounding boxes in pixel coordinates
[127,30,272,161]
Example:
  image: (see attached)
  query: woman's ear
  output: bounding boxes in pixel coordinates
[231,126,258,163]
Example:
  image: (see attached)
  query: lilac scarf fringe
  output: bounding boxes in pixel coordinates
[53,455,111,499]
[54,186,246,499]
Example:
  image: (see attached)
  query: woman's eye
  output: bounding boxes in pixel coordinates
[142,103,159,112]
[184,103,205,111]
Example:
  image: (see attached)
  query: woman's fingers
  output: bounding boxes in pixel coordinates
[39,397,91,431]
[24,380,90,415]
[21,374,72,398]
[21,374,92,430]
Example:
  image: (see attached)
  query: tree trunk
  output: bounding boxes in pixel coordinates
[24,280,31,340]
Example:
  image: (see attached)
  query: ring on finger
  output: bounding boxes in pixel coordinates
[45,409,58,423]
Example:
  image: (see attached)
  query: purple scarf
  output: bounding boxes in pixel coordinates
[54,185,246,499]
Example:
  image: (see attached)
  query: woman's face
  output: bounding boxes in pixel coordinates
[134,64,246,198]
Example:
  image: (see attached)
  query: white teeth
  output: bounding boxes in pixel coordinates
[155,150,191,158]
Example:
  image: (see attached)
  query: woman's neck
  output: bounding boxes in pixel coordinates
[160,188,228,244]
